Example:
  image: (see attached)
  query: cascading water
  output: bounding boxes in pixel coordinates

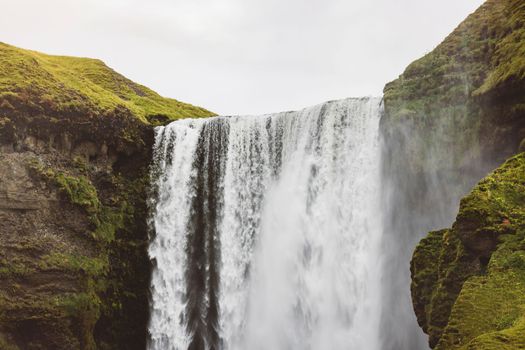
[148,97,384,350]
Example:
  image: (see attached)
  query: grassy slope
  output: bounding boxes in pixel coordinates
[384,0,525,118]
[411,153,525,349]
[0,42,213,123]
[382,0,525,176]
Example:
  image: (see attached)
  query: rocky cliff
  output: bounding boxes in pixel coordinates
[0,42,213,349]
[411,153,525,349]
[381,0,525,348]
[384,0,525,167]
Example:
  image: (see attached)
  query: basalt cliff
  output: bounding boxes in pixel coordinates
[382,0,525,349]
[0,42,213,349]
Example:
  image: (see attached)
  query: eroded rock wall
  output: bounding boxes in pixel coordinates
[0,114,154,350]
[411,153,525,349]
[382,1,525,348]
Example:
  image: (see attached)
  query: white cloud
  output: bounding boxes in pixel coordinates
[0,0,485,115]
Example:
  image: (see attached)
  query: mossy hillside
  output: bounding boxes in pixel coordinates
[386,0,524,101]
[412,227,481,347]
[383,0,525,174]
[411,229,446,335]
[92,167,153,349]
[0,42,214,161]
[0,42,213,123]
[474,1,525,96]
[385,0,525,113]
[411,153,525,349]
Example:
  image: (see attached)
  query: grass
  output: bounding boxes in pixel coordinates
[0,42,214,123]
[385,0,525,114]
[382,0,525,181]
[39,253,108,277]
[412,153,525,349]
[0,258,36,279]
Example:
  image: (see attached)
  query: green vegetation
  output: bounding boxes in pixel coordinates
[39,253,108,277]
[22,160,135,348]
[385,0,525,117]
[58,292,102,350]
[383,0,525,177]
[474,2,525,95]
[393,6,525,346]
[30,161,125,244]
[0,289,83,349]
[0,40,204,348]
[0,42,214,123]
[54,173,100,214]
[410,229,446,335]
[0,261,35,279]
[411,153,525,349]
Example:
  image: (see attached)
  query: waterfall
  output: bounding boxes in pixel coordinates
[148,97,384,350]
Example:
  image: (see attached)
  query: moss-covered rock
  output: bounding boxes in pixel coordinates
[0,42,213,349]
[383,0,525,174]
[0,152,152,349]
[411,153,525,349]
[383,3,525,346]
[380,3,525,345]
[411,229,446,335]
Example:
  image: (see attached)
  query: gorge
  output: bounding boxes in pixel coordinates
[0,0,524,349]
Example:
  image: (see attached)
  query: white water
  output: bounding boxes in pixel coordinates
[149,97,383,350]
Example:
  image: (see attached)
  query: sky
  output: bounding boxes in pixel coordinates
[1,0,485,115]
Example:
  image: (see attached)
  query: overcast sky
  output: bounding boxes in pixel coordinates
[1,0,484,115]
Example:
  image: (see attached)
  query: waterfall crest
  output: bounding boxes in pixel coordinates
[148,98,383,350]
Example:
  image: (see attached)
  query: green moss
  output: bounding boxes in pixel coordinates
[437,270,525,349]
[386,0,525,108]
[29,161,127,244]
[54,173,100,214]
[460,316,525,349]
[90,205,125,243]
[0,42,214,123]
[412,153,525,349]
[58,292,101,350]
[20,160,138,348]
[425,229,479,347]
[0,258,36,278]
[383,0,525,176]
[22,155,153,347]
[411,229,446,333]
[39,253,108,277]
[474,2,525,95]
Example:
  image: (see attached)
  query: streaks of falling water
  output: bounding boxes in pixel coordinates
[148,97,383,350]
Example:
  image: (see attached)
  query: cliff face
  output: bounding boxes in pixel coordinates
[0,43,214,349]
[383,1,525,349]
[384,0,525,168]
[411,153,525,349]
